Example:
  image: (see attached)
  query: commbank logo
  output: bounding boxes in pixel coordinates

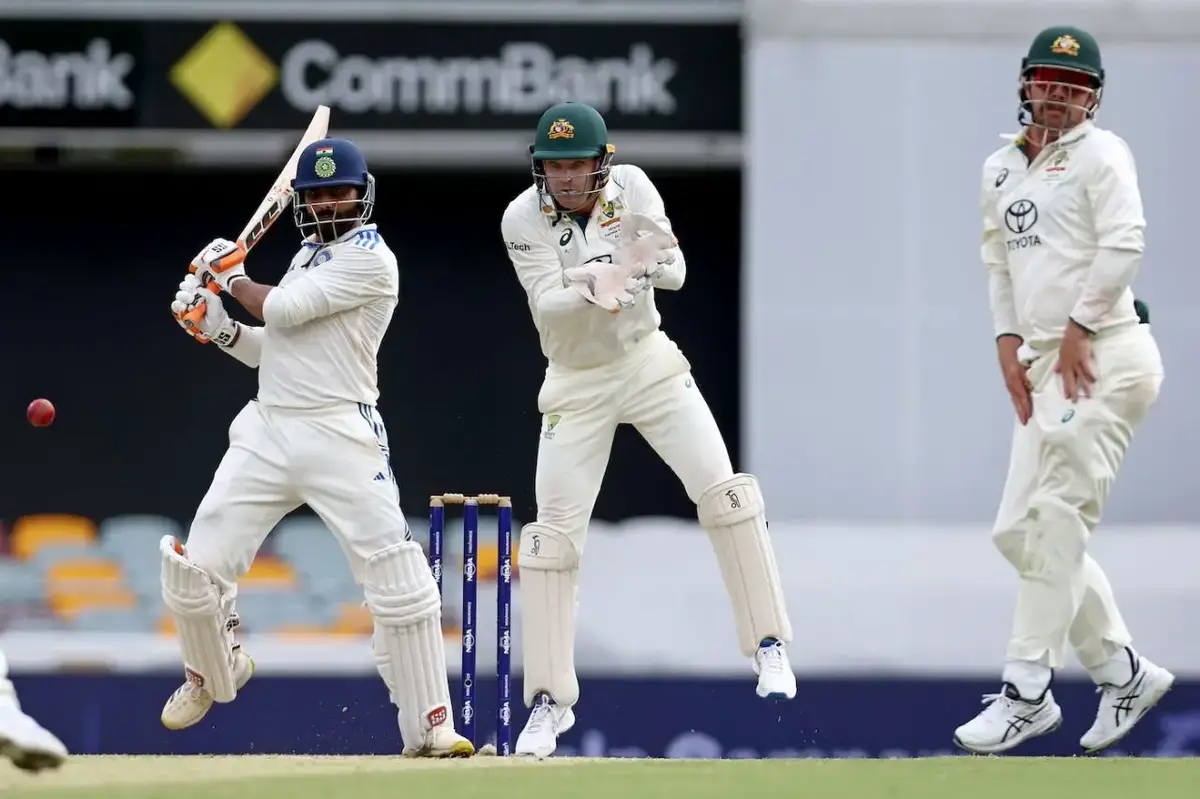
[170,22,277,128]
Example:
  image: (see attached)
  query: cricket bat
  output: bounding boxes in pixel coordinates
[195,104,331,286]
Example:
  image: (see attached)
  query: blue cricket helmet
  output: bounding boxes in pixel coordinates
[291,137,377,241]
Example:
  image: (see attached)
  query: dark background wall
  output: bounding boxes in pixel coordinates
[0,167,740,526]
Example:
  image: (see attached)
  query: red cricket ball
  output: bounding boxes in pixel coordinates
[27,398,55,427]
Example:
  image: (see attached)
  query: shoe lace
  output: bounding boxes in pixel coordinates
[758,643,786,674]
[976,692,1020,718]
[524,701,554,733]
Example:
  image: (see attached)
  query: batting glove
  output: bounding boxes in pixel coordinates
[190,237,249,293]
[172,274,240,346]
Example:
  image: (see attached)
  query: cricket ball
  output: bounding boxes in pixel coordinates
[27,398,55,427]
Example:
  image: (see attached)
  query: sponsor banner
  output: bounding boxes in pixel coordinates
[145,21,741,131]
[14,673,1200,757]
[0,19,740,132]
[0,21,144,127]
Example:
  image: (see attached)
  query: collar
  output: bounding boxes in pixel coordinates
[302,223,377,249]
[602,173,624,204]
[1001,120,1095,149]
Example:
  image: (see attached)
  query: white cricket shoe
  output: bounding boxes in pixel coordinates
[161,646,255,730]
[0,693,68,773]
[953,683,1063,754]
[754,638,797,700]
[515,693,575,758]
[400,711,475,759]
[1080,654,1175,753]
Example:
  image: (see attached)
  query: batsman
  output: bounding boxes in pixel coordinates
[502,102,796,758]
[954,27,1172,754]
[162,138,471,758]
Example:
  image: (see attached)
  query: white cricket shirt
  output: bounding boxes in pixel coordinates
[255,223,399,409]
[980,121,1145,350]
[502,164,686,370]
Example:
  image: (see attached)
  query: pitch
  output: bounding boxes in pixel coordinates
[0,755,1197,798]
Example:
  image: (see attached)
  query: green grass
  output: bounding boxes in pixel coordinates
[1,755,1197,798]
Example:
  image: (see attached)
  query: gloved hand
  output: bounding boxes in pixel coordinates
[171,274,239,346]
[563,260,644,313]
[189,237,249,293]
[616,213,677,282]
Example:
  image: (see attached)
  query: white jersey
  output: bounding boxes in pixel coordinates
[502,164,686,370]
[254,223,399,409]
[981,121,1145,351]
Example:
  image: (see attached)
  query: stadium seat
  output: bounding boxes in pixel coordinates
[0,558,44,603]
[330,602,372,636]
[49,589,137,620]
[71,606,151,632]
[241,556,298,591]
[45,557,136,620]
[304,572,364,605]
[234,591,333,633]
[270,516,345,571]
[5,615,70,632]
[476,543,520,582]
[11,514,96,561]
[32,543,102,574]
[99,514,183,557]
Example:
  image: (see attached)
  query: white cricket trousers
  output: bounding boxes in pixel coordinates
[534,330,734,547]
[992,324,1163,679]
[184,399,411,605]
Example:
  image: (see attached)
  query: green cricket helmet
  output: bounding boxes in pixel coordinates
[529,102,614,214]
[1018,26,1104,132]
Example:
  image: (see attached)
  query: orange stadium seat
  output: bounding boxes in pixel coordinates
[276,624,334,639]
[45,557,135,620]
[241,556,298,590]
[476,543,521,582]
[330,602,372,636]
[11,514,96,561]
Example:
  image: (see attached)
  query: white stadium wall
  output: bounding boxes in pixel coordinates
[743,0,1200,523]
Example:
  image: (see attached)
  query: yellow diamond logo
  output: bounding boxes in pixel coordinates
[170,22,278,129]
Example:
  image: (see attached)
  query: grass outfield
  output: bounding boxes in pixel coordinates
[0,755,1197,798]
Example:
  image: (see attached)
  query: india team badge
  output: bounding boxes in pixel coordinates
[314,145,336,178]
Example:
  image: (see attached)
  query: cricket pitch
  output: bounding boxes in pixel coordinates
[1,754,1197,798]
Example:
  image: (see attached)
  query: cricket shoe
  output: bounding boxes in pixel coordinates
[0,690,68,772]
[160,645,255,730]
[1080,653,1175,753]
[401,711,475,759]
[953,683,1062,754]
[754,638,797,700]
[515,693,575,758]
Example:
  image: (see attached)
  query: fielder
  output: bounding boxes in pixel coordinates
[502,102,796,758]
[164,138,472,757]
[0,650,67,771]
[954,26,1172,755]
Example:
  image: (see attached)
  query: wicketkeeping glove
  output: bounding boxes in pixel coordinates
[563,260,645,313]
[171,274,239,346]
[616,213,678,282]
[190,237,249,293]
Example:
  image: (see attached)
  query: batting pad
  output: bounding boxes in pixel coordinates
[159,536,237,703]
[362,541,453,749]
[698,474,793,657]
[517,523,580,707]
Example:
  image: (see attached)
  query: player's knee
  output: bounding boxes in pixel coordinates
[362,541,440,626]
[518,523,582,571]
[1017,494,1088,580]
[697,473,764,528]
